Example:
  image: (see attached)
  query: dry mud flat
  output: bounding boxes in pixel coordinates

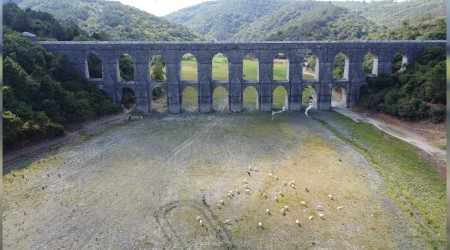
[3,111,430,249]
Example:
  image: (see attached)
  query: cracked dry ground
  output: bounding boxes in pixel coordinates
[2,111,441,249]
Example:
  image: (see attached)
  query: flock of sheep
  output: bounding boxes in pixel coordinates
[195,165,345,230]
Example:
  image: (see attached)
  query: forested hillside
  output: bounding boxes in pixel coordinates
[231,1,382,41]
[335,0,445,28]
[3,3,121,149]
[9,0,204,41]
[165,0,295,41]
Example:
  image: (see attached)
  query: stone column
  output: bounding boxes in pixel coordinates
[317,60,333,110]
[165,51,181,113]
[289,60,303,111]
[134,54,151,113]
[197,54,212,113]
[228,54,243,112]
[101,54,120,103]
[348,53,365,108]
[258,55,273,112]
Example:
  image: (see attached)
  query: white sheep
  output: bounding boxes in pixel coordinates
[242,178,248,184]
[220,200,225,205]
[308,215,314,220]
[224,219,231,225]
[280,209,286,215]
[274,196,278,202]
[274,175,278,180]
[296,219,300,226]
[254,167,259,172]
[319,213,324,219]
[196,216,201,222]
[337,206,344,210]
[266,208,271,215]
[301,201,306,205]
[316,206,323,211]
[227,193,233,198]
[236,189,240,194]
[199,219,203,226]
[268,173,273,177]
[258,222,263,228]
[284,205,289,211]
[243,184,249,189]
[263,193,267,198]
[244,189,251,194]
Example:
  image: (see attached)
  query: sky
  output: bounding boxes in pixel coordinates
[114,0,408,17]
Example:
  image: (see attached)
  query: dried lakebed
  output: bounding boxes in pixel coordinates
[3,111,436,249]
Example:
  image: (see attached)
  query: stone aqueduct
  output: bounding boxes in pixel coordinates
[38,41,444,113]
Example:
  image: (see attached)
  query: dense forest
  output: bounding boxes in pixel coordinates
[358,47,445,123]
[9,0,205,41]
[166,0,296,41]
[232,1,382,41]
[3,2,121,149]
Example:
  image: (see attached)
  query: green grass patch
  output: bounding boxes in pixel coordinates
[181,60,198,81]
[316,113,446,248]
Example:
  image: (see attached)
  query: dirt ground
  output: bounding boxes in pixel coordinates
[2,110,436,249]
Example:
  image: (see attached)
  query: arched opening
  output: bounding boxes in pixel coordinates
[151,55,166,82]
[119,54,134,81]
[273,53,289,81]
[392,52,408,73]
[272,86,287,110]
[243,86,258,111]
[333,52,349,80]
[212,86,229,112]
[181,53,198,82]
[303,53,318,81]
[302,85,318,109]
[182,86,198,112]
[363,52,379,76]
[87,53,102,79]
[151,87,167,112]
[121,87,136,109]
[212,53,228,82]
[243,53,259,81]
[331,85,347,107]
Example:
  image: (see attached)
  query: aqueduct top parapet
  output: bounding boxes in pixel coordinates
[38,40,445,113]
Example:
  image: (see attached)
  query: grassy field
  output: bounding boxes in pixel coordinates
[3,111,442,249]
[180,59,315,111]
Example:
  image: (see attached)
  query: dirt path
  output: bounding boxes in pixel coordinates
[332,107,446,178]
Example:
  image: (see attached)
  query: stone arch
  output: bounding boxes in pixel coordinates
[273,85,288,110]
[181,53,198,82]
[212,52,229,82]
[243,86,258,111]
[86,53,102,79]
[302,85,318,109]
[363,52,379,76]
[333,52,349,80]
[150,54,166,82]
[151,86,167,112]
[181,86,198,112]
[212,86,229,112]
[331,84,348,108]
[392,51,408,73]
[120,87,136,109]
[273,53,289,81]
[119,53,134,81]
[303,53,319,81]
[243,53,259,81]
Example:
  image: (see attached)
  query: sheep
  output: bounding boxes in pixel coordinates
[280,209,286,216]
[254,167,259,172]
[316,206,323,211]
[244,189,251,194]
[263,193,267,198]
[243,184,249,189]
[242,178,248,184]
[249,166,253,171]
[301,201,306,206]
[199,219,203,226]
[227,193,233,198]
[196,216,201,222]
[236,189,240,194]
[274,175,279,180]
[224,219,231,225]
[337,206,344,210]
[258,222,263,228]
[296,219,301,226]
[274,196,278,202]
[319,213,325,219]
[266,208,271,215]
[220,200,225,205]
[308,216,314,220]
[328,194,334,201]
[284,205,289,211]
